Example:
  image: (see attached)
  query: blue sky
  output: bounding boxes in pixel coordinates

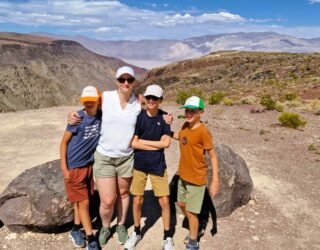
[0,0,320,40]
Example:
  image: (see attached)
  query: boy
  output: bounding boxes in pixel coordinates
[124,85,175,250]
[172,96,219,250]
[60,86,101,250]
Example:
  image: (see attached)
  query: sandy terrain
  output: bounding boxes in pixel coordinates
[0,104,320,250]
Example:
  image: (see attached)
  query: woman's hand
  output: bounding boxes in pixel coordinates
[68,112,81,125]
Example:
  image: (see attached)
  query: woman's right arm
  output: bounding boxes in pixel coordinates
[68,112,81,125]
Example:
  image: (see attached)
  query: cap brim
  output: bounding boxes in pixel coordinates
[80,97,99,103]
[180,105,202,109]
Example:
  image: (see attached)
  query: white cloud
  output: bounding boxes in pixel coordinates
[163,42,202,60]
[0,0,318,40]
[152,11,246,27]
[309,0,320,3]
[94,26,123,33]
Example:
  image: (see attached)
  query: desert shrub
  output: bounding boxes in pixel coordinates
[260,94,277,110]
[176,88,204,104]
[279,112,306,129]
[260,94,283,111]
[241,95,256,105]
[284,92,298,101]
[222,97,233,106]
[275,103,284,112]
[289,73,297,80]
[177,114,185,119]
[308,144,317,151]
[176,91,189,104]
[209,91,225,105]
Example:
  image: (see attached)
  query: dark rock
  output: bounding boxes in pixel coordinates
[250,107,266,113]
[0,160,73,233]
[208,143,253,217]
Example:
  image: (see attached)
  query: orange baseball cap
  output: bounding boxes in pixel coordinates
[80,86,100,103]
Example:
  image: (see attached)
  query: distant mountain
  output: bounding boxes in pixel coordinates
[35,32,320,69]
[0,32,146,112]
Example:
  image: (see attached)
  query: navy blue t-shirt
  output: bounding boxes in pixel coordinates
[66,109,102,169]
[133,109,171,176]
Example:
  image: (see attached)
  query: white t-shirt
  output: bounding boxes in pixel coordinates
[96,90,141,157]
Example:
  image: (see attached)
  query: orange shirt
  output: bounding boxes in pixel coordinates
[178,122,214,185]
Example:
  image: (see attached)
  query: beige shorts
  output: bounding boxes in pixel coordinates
[93,150,133,178]
[131,169,170,197]
[177,178,206,214]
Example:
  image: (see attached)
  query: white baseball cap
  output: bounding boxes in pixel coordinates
[181,96,205,110]
[144,84,164,98]
[80,86,100,103]
[116,66,135,79]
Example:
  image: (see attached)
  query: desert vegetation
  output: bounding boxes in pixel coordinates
[278,112,307,129]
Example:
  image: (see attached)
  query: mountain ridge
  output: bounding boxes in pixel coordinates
[0,32,146,112]
[34,32,320,68]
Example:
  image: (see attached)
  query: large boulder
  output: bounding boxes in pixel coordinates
[0,143,252,232]
[0,160,73,232]
[209,143,253,217]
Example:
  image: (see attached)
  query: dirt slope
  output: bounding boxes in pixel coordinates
[0,104,319,249]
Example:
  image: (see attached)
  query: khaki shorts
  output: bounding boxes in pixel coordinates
[64,165,94,202]
[93,150,133,178]
[131,169,170,197]
[177,178,206,214]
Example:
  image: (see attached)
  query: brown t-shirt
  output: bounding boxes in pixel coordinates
[178,122,214,185]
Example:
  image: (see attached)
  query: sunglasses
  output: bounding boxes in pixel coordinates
[145,95,160,101]
[185,109,200,114]
[117,77,135,84]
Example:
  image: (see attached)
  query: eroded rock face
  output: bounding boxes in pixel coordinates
[0,160,73,232]
[209,143,253,217]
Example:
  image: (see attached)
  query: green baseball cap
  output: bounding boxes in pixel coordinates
[180,96,205,110]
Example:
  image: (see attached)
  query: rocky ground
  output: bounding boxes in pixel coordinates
[0,104,319,250]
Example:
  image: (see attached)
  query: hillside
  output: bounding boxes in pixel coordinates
[140,51,320,105]
[0,32,146,112]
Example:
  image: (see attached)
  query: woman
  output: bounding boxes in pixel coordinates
[69,66,171,247]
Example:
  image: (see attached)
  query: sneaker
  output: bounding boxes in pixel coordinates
[124,231,141,250]
[163,237,175,250]
[69,229,86,248]
[86,240,100,250]
[98,226,110,247]
[116,224,128,245]
[186,242,200,250]
[183,229,205,245]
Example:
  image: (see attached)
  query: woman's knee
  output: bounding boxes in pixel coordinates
[118,188,130,199]
[100,196,117,209]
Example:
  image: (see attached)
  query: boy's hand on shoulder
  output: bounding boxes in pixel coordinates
[163,113,173,125]
[210,181,219,198]
[68,111,81,125]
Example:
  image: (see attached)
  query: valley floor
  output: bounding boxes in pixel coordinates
[0,104,319,250]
